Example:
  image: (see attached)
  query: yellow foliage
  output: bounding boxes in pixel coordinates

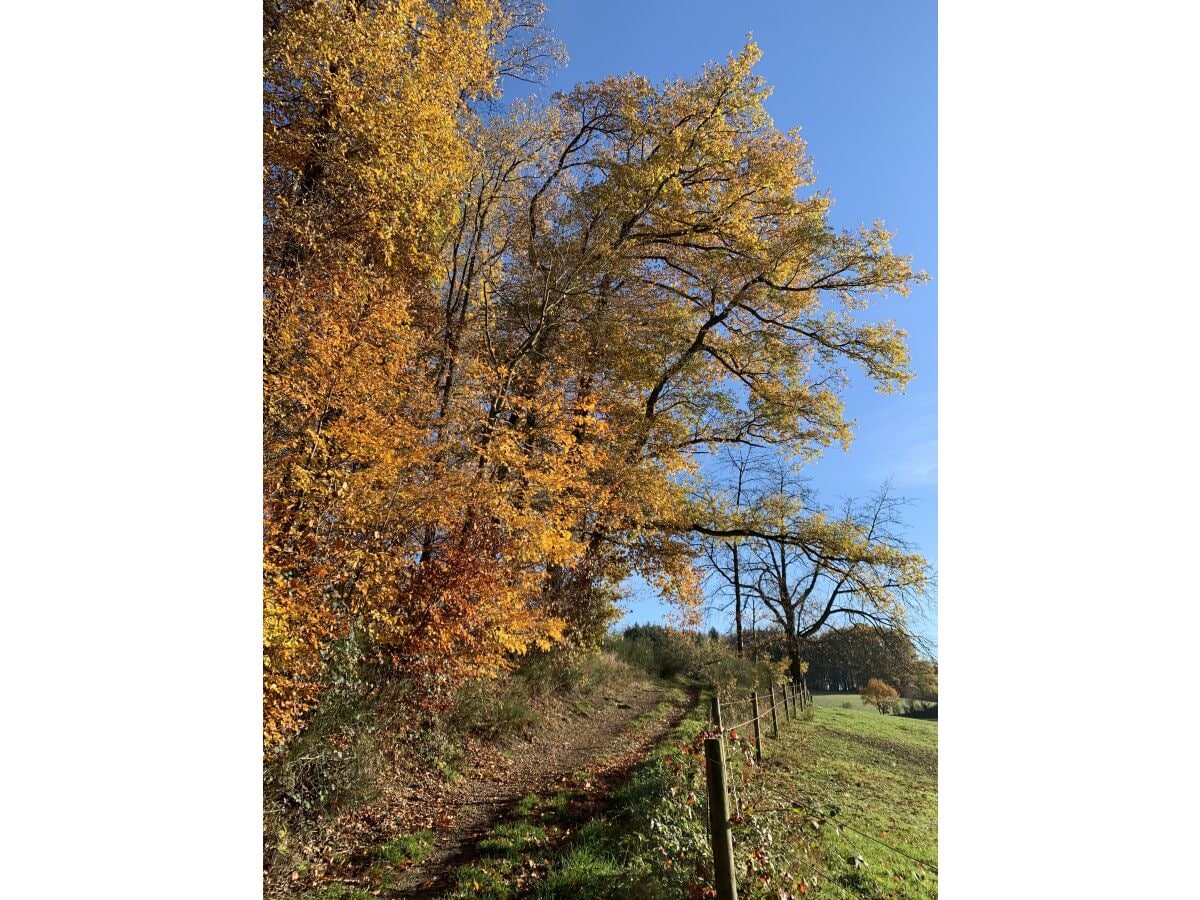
[263,12,925,752]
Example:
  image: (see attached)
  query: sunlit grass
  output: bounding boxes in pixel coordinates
[746,705,938,898]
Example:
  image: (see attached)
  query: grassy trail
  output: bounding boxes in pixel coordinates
[293,676,698,899]
[291,680,936,899]
[443,691,938,898]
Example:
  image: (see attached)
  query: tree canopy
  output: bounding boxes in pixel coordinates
[263,0,930,751]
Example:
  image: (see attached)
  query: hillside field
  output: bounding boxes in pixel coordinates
[812,691,938,718]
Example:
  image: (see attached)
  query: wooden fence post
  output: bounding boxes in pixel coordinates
[704,736,739,900]
[768,684,779,738]
[711,694,723,731]
[750,691,762,765]
[790,681,798,717]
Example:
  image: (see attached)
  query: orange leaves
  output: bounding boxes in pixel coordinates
[263,6,923,756]
[360,524,567,700]
[265,0,502,280]
[263,1,509,751]
[860,678,901,714]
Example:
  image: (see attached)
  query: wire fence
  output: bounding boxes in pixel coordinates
[837,820,938,874]
[697,679,936,900]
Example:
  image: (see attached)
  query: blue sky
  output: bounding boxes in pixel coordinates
[524,1,938,644]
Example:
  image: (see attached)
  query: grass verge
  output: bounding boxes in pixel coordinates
[725,704,938,898]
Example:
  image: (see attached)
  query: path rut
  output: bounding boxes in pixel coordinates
[381,679,698,897]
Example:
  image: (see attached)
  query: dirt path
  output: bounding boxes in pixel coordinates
[383,679,698,897]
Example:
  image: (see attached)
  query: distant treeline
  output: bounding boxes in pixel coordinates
[654,621,937,700]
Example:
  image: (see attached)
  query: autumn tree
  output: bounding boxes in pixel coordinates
[263,15,929,753]
[693,454,931,683]
[431,42,926,640]
[860,677,900,714]
[262,0,564,750]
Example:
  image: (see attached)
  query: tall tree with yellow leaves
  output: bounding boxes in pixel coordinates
[263,7,929,755]
[427,43,927,643]
[263,0,564,750]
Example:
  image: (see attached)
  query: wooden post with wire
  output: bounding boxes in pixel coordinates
[768,684,779,738]
[750,691,763,764]
[704,736,739,900]
[711,694,723,731]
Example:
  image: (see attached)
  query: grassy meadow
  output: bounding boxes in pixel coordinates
[759,704,938,897]
[811,691,938,718]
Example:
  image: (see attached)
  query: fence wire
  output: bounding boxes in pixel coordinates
[792,854,867,900]
[836,820,939,874]
[699,682,933,900]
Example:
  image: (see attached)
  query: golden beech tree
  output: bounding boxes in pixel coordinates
[263,0,565,749]
[263,8,929,754]
[429,43,927,643]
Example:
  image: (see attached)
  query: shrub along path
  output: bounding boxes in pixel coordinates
[309,676,698,898]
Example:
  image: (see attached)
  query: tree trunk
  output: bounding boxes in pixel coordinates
[732,541,743,657]
[786,634,804,683]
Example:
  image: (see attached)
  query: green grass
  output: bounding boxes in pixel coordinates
[446,860,517,898]
[531,820,625,898]
[811,691,884,714]
[437,680,702,898]
[438,794,571,899]
[299,885,375,900]
[736,704,938,898]
[295,830,439,898]
[477,821,549,855]
[529,693,936,899]
[811,691,937,718]
[431,682,936,898]
[376,829,436,865]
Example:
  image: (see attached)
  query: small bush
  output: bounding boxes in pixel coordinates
[449,682,539,741]
[264,671,402,824]
[900,699,939,720]
[607,624,775,696]
[608,626,698,679]
[859,678,900,714]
